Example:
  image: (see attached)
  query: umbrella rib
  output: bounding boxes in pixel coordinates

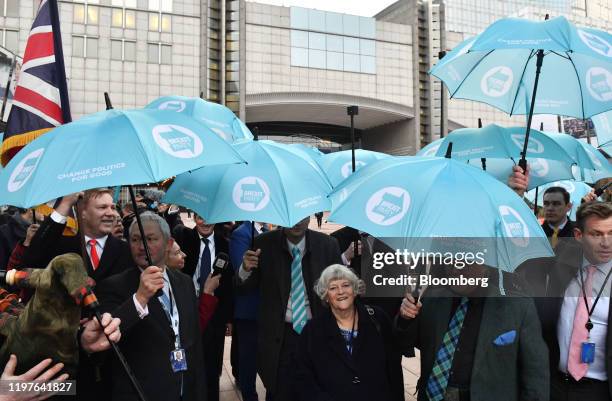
[551,50,570,60]
[448,49,495,99]
[508,49,535,117]
[566,52,587,120]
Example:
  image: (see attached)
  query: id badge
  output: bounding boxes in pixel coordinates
[170,348,188,372]
[580,342,595,364]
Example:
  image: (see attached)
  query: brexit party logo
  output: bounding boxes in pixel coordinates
[578,30,612,58]
[8,148,44,192]
[152,125,203,158]
[233,176,270,212]
[365,187,410,226]
[157,100,187,113]
[586,67,612,102]
[510,134,545,154]
[481,66,513,97]
[528,158,549,178]
[499,205,529,247]
[341,160,366,178]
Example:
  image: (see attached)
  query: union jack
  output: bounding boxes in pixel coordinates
[0,0,71,166]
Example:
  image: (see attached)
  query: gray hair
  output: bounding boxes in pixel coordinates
[129,212,171,242]
[314,264,365,302]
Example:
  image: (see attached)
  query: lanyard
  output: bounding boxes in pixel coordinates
[159,278,181,348]
[578,265,612,336]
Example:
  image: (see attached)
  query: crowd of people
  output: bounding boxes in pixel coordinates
[0,167,609,401]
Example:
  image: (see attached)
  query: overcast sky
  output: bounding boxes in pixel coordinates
[247,0,399,17]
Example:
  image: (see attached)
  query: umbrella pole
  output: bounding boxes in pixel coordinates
[347,106,359,258]
[519,49,545,172]
[76,198,149,401]
[481,158,486,171]
[250,221,255,250]
[534,186,539,216]
[584,119,592,145]
[128,185,154,267]
[104,92,113,110]
[439,51,447,138]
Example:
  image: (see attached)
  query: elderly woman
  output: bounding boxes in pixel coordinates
[293,264,405,401]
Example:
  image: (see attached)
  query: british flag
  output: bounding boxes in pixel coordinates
[0,0,71,166]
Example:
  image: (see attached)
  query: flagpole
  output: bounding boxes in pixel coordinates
[0,56,17,129]
[48,0,71,123]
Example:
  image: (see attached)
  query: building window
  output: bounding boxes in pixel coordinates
[73,35,98,58]
[147,42,171,64]
[289,7,376,74]
[111,39,136,61]
[111,0,136,7]
[149,12,171,32]
[148,0,171,13]
[0,29,18,52]
[112,8,136,29]
[1,0,19,17]
[73,1,99,25]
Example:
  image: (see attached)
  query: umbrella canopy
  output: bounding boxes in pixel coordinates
[430,16,612,119]
[436,124,580,166]
[525,180,593,221]
[416,138,444,157]
[317,149,391,187]
[592,110,612,147]
[162,140,332,227]
[329,156,553,272]
[146,96,254,143]
[0,109,245,207]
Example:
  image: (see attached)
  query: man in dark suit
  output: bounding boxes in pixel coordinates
[239,216,342,401]
[534,201,612,401]
[173,215,234,401]
[541,186,576,251]
[22,189,132,283]
[398,265,549,401]
[97,212,205,401]
[229,221,266,401]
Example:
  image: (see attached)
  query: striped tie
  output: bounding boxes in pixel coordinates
[426,297,469,401]
[290,246,307,334]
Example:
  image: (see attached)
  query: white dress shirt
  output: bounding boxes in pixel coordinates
[557,257,612,380]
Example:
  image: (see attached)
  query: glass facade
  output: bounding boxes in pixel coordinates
[289,6,376,74]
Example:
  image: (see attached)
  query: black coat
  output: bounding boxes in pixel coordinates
[96,267,206,401]
[238,228,342,393]
[0,214,28,270]
[172,225,234,326]
[293,302,405,401]
[22,216,131,284]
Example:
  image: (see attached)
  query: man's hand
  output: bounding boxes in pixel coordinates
[202,273,221,295]
[54,192,83,216]
[399,294,422,320]
[581,189,597,204]
[80,313,121,354]
[342,241,361,264]
[242,249,261,272]
[507,165,530,198]
[135,266,164,307]
[23,224,40,247]
[0,355,68,401]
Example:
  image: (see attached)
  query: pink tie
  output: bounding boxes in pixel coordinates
[568,265,597,380]
[88,239,100,270]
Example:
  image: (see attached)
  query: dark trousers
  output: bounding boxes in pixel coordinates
[551,371,611,401]
[202,322,226,401]
[266,324,299,401]
[236,319,259,401]
[231,322,239,380]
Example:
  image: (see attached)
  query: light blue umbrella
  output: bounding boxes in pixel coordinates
[435,125,580,166]
[568,138,612,183]
[162,140,332,227]
[543,132,600,171]
[525,180,593,221]
[416,138,444,157]
[329,157,553,272]
[317,149,390,187]
[146,96,254,143]
[0,109,245,208]
[592,110,612,147]
[430,16,612,168]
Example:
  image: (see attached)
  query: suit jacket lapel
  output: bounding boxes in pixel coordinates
[278,231,292,307]
[473,299,504,371]
[168,269,190,346]
[97,236,118,272]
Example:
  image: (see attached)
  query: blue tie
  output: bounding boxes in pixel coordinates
[290,246,307,334]
[199,238,211,290]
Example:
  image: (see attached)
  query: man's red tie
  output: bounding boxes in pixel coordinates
[88,239,100,270]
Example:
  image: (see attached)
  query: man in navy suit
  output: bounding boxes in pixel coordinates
[230,221,267,401]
